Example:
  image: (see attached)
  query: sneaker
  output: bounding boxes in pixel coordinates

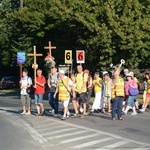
[66,115,69,119]
[140,109,145,112]
[131,112,137,115]
[123,110,127,115]
[136,109,143,114]
[118,117,124,121]
[21,111,26,115]
[61,116,66,120]
[49,109,54,114]
[122,111,125,115]
[26,111,31,115]
[80,108,84,113]
[53,114,58,118]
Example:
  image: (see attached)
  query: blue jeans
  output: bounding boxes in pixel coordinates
[111,96,123,119]
[48,92,58,114]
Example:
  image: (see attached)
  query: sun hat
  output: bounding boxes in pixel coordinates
[126,73,132,77]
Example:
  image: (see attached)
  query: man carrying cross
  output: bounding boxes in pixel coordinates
[34,69,46,116]
[27,46,46,116]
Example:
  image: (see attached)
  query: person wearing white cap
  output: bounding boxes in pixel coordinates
[54,70,75,120]
[111,61,125,120]
[124,69,129,75]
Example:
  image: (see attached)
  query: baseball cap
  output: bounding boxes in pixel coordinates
[124,69,129,73]
[59,70,65,74]
[103,71,108,75]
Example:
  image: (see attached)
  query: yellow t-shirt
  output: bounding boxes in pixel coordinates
[75,72,88,93]
[93,77,103,93]
[133,77,138,82]
[147,79,150,93]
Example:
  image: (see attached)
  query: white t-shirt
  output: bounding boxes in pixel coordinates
[20,76,32,95]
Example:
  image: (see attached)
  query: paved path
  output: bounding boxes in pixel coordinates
[0,106,150,150]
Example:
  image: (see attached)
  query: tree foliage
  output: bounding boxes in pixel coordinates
[0,0,150,73]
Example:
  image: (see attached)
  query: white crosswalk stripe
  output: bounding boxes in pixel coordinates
[36,118,150,150]
[42,128,76,136]
[98,141,129,149]
[38,124,66,132]
[72,137,113,149]
[132,146,150,150]
[61,133,100,144]
[46,130,89,140]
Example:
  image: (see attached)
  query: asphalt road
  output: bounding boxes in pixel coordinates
[0,109,45,150]
[0,91,150,150]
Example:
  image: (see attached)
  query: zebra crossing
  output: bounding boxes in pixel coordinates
[26,115,150,150]
[0,107,150,150]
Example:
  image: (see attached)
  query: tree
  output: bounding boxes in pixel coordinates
[0,0,150,74]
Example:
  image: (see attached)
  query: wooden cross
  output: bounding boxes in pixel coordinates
[27,46,43,81]
[44,41,56,56]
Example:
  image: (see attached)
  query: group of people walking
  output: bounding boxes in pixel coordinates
[19,62,150,121]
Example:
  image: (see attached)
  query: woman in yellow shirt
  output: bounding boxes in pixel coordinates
[140,73,150,112]
[90,72,103,113]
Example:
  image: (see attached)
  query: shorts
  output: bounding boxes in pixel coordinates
[63,98,70,107]
[103,96,111,103]
[71,92,77,101]
[127,95,136,107]
[34,94,44,104]
[124,95,129,101]
[76,92,87,104]
[146,93,150,99]
[21,94,31,107]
